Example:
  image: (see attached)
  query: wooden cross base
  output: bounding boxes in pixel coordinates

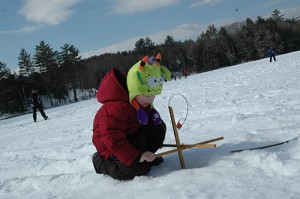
[155,106,224,169]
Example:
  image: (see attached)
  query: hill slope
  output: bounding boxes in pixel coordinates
[1,52,300,199]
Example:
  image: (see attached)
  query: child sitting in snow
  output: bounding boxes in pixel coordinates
[92,53,171,180]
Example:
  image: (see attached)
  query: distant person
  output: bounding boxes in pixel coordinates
[92,53,171,180]
[268,47,276,62]
[31,89,48,122]
[184,68,188,78]
[171,71,177,81]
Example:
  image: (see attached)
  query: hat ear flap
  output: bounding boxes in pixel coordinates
[160,66,171,81]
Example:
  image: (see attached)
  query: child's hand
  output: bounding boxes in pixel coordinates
[139,151,156,162]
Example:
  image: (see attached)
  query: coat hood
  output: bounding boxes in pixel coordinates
[96,69,129,103]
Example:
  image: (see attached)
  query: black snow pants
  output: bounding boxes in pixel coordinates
[270,55,276,62]
[32,105,47,122]
[92,121,166,180]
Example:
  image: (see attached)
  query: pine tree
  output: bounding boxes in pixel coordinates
[33,41,58,73]
[134,37,156,55]
[0,61,10,80]
[33,41,58,106]
[271,9,285,21]
[18,48,34,77]
[58,44,82,102]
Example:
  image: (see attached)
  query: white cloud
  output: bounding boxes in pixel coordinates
[189,0,222,8]
[81,37,140,59]
[149,23,206,42]
[81,18,238,59]
[109,0,178,15]
[257,0,287,9]
[278,7,300,19]
[19,0,81,26]
[0,26,37,34]
[261,7,300,19]
[80,24,202,59]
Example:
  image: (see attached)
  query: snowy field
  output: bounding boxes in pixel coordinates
[1,51,300,199]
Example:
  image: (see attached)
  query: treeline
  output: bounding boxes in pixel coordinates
[1,10,300,115]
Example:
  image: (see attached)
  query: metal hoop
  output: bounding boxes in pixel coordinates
[168,94,189,129]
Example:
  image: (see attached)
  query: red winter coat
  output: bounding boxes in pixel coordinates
[92,69,141,166]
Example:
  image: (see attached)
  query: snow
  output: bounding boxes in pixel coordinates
[1,51,300,199]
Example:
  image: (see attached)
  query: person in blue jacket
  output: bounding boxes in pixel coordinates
[268,47,276,62]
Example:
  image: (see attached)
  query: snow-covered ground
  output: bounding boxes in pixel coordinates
[1,51,300,199]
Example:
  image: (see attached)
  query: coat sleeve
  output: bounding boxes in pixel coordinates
[97,105,141,166]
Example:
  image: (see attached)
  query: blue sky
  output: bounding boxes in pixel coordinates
[1,0,299,72]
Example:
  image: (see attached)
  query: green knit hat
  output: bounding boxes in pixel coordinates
[127,53,171,103]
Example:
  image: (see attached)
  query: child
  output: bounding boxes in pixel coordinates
[92,53,171,180]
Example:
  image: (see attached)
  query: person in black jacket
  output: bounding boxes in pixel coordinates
[31,89,48,122]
